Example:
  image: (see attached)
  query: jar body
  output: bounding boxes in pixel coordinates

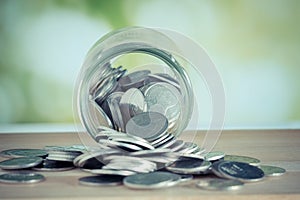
[75,27,194,140]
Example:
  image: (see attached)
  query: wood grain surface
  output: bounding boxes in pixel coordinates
[0,129,299,200]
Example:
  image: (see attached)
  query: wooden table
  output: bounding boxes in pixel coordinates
[0,129,299,200]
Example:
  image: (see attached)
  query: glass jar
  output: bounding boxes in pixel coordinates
[74,27,225,152]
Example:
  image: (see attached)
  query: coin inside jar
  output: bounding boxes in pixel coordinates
[125,112,168,141]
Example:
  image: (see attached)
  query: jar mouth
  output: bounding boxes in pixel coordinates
[78,43,194,139]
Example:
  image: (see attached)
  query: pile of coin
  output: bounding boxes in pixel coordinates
[0,147,286,190]
[90,65,183,139]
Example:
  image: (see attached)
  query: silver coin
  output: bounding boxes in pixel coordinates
[141,155,177,164]
[104,161,156,173]
[46,155,76,162]
[88,100,113,131]
[196,178,244,191]
[90,169,136,176]
[224,155,260,166]
[44,145,86,152]
[155,136,177,149]
[192,147,206,155]
[108,136,154,150]
[176,142,200,154]
[211,160,226,178]
[112,65,127,80]
[32,159,75,171]
[0,172,45,184]
[104,156,157,173]
[79,175,124,186]
[75,149,120,167]
[119,88,146,123]
[103,155,156,166]
[259,165,286,177]
[166,140,185,152]
[118,70,151,91]
[89,62,114,95]
[218,161,264,182]
[205,151,225,162]
[144,82,182,124]
[106,92,125,132]
[165,156,211,174]
[0,149,48,158]
[0,157,43,170]
[126,112,168,141]
[152,134,174,148]
[148,73,180,89]
[99,139,143,152]
[93,74,118,104]
[129,149,172,157]
[47,150,82,156]
[123,171,181,189]
[150,132,171,145]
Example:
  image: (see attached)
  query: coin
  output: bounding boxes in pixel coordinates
[0,157,43,170]
[0,172,45,184]
[93,75,118,104]
[177,142,201,154]
[0,149,48,158]
[79,175,124,186]
[196,178,244,190]
[32,159,75,171]
[90,169,136,176]
[211,160,227,178]
[144,82,181,124]
[119,88,146,120]
[153,134,175,148]
[259,165,286,177]
[126,112,168,141]
[107,135,154,150]
[75,149,120,167]
[155,136,177,149]
[106,92,125,132]
[165,156,211,174]
[167,140,185,152]
[118,70,151,91]
[205,151,225,162]
[129,149,171,157]
[123,171,181,189]
[99,139,143,152]
[217,161,264,182]
[148,73,180,89]
[224,155,260,166]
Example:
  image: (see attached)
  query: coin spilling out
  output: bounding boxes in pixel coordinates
[0,146,286,190]
[0,172,45,184]
[0,65,286,189]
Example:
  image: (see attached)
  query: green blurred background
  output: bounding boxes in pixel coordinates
[0,0,299,128]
